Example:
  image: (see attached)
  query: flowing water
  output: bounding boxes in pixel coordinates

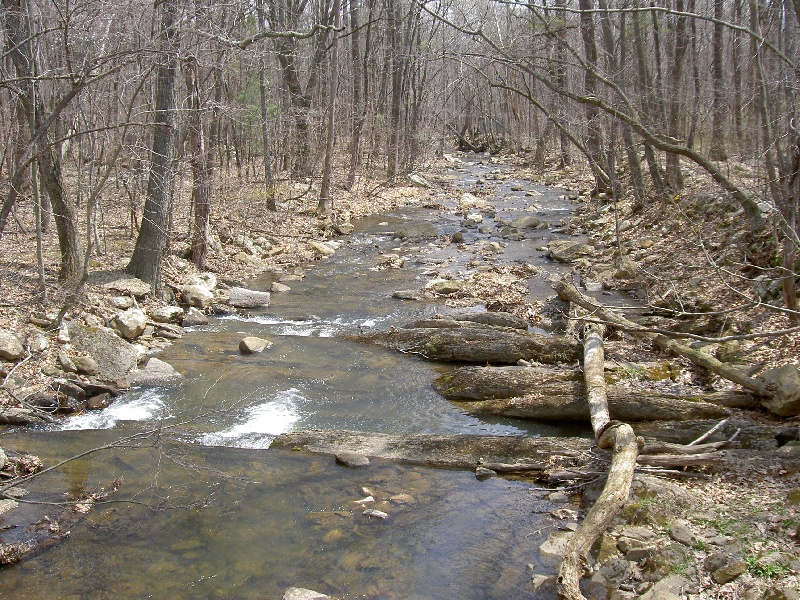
[0,156,594,599]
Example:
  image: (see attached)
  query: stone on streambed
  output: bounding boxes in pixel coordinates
[538,530,573,566]
[282,588,331,600]
[0,329,24,361]
[150,306,185,323]
[394,221,437,241]
[239,337,273,354]
[271,282,291,293]
[182,307,209,327]
[426,278,468,295]
[510,215,547,229]
[67,322,139,382]
[228,287,271,309]
[308,240,336,257]
[126,357,182,387]
[548,240,594,263]
[182,284,214,308]
[335,451,370,467]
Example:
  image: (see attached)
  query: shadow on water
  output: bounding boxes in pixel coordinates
[1,155,594,598]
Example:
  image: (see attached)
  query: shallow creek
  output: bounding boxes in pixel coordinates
[1,157,596,599]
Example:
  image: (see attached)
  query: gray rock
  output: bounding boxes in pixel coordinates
[335,451,370,467]
[58,350,77,373]
[548,240,593,263]
[67,322,139,382]
[642,545,689,581]
[150,306,184,323]
[111,308,147,340]
[184,273,217,290]
[0,329,24,361]
[595,557,632,587]
[510,215,545,229]
[760,364,800,416]
[408,173,432,188]
[336,222,355,235]
[271,282,291,293]
[459,192,491,212]
[763,585,800,600]
[112,296,134,309]
[308,240,336,257]
[87,393,112,410]
[239,337,273,354]
[530,574,554,592]
[0,447,7,470]
[394,221,437,241]
[427,279,467,295]
[126,358,183,387]
[228,287,271,309]
[616,257,640,279]
[461,213,483,227]
[475,466,497,480]
[181,284,214,308]
[90,272,151,298]
[538,530,573,565]
[182,307,209,327]
[669,520,696,547]
[362,508,389,519]
[0,408,46,425]
[393,289,423,301]
[711,560,748,584]
[282,588,330,600]
[72,355,100,376]
[27,333,49,353]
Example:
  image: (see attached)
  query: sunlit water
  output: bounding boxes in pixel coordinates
[0,157,593,598]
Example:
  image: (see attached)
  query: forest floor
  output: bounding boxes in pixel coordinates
[0,152,799,597]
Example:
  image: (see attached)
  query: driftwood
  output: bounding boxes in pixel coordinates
[456,387,730,422]
[558,324,640,600]
[552,280,771,397]
[435,365,757,408]
[351,326,580,364]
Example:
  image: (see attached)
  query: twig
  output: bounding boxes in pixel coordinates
[688,418,730,446]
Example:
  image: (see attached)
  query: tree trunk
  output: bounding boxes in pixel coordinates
[126,0,179,291]
[665,0,688,190]
[709,0,728,160]
[318,0,341,214]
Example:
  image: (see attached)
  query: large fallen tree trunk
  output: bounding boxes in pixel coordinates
[552,280,771,397]
[350,326,580,364]
[557,324,639,600]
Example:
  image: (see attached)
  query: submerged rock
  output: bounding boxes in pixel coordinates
[394,221,437,241]
[282,588,331,600]
[335,451,370,467]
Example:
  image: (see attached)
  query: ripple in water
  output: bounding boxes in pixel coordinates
[59,389,168,430]
[199,388,304,449]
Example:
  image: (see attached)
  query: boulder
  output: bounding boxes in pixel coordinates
[426,279,467,295]
[408,173,432,188]
[126,357,182,387]
[459,193,492,212]
[0,329,24,361]
[182,307,209,327]
[111,308,147,340]
[394,221,437,241]
[239,337,273,354]
[87,393,112,410]
[150,306,185,323]
[510,215,546,229]
[760,364,800,416]
[548,240,594,263]
[668,520,696,547]
[335,451,370,467]
[184,273,217,290]
[538,530,573,565]
[335,222,355,235]
[0,408,46,425]
[181,284,214,308]
[66,322,139,381]
[228,287,271,309]
[308,240,336,257]
[90,271,151,298]
[392,289,423,301]
[111,296,134,309]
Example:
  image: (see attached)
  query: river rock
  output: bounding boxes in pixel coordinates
[66,322,138,381]
[126,358,183,387]
[182,307,209,327]
[548,240,594,263]
[185,272,217,290]
[642,545,690,581]
[308,240,335,257]
[462,212,483,227]
[408,173,432,188]
[228,287,271,309]
[0,448,6,470]
[0,408,46,425]
[111,308,147,340]
[72,355,99,376]
[475,466,497,480]
[393,289,423,300]
[363,508,388,519]
[239,337,273,354]
[181,284,214,308]
[459,192,492,212]
[335,451,370,467]
[87,393,112,410]
[427,279,467,295]
[616,257,640,279]
[538,530,573,565]
[510,215,546,229]
[150,306,184,323]
[27,333,49,353]
[0,329,24,361]
[394,221,437,241]
[282,588,331,600]
[759,364,800,416]
[271,282,291,293]
[639,575,692,600]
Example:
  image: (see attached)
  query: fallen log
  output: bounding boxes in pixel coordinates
[558,324,639,600]
[457,388,730,422]
[640,441,728,455]
[350,326,580,364]
[404,311,529,330]
[552,280,771,397]
[435,365,753,408]
[636,452,727,468]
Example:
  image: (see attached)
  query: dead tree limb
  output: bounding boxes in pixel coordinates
[557,323,640,600]
[552,280,771,397]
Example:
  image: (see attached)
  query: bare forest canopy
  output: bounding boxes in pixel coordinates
[1,0,798,309]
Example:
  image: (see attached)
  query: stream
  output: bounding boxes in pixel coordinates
[0,156,595,599]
